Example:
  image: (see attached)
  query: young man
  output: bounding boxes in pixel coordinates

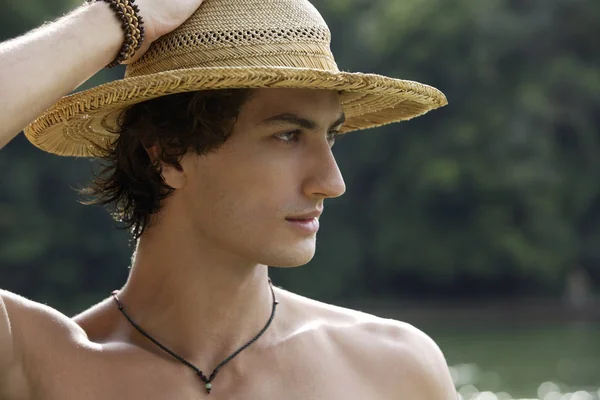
[0,0,455,398]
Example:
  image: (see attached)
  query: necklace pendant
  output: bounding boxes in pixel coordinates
[205,382,212,394]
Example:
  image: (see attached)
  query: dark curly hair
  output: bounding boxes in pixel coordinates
[79,89,254,241]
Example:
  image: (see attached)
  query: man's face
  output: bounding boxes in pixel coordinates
[175,88,346,267]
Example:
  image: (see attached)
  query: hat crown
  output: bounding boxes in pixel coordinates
[125,0,339,77]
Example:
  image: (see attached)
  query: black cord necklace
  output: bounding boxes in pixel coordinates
[110,279,278,395]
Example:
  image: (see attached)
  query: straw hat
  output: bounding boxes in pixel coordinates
[24,0,448,157]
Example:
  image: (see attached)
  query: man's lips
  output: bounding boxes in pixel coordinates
[286,209,323,220]
[285,209,322,234]
[286,217,320,233]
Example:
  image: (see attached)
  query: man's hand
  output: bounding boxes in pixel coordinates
[127,0,207,63]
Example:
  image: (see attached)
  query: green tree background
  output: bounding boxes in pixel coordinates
[1,0,599,314]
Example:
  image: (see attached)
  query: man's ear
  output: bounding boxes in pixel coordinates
[145,145,187,190]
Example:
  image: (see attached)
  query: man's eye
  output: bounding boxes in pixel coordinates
[275,130,341,146]
[276,130,301,143]
[327,131,341,146]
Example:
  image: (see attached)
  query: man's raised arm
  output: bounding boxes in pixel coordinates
[0,0,206,150]
[0,2,124,149]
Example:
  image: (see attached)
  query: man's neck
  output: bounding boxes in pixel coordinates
[114,222,276,371]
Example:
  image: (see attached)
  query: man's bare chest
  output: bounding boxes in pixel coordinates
[25,345,381,400]
[29,366,377,400]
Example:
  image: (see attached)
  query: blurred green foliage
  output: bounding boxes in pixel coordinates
[1,0,599,312]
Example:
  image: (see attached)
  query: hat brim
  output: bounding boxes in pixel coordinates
[24,66,447,157]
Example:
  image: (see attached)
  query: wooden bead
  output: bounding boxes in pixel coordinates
[89,0,144,67]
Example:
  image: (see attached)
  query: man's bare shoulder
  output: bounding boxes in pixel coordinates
[0,290,90,347]
[277,287,457,399]
[0,290,94,399]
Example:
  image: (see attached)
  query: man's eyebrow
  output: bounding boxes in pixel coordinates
[261,112,346,130]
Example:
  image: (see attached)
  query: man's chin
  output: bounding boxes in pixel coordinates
[263,243,316,268]
[269,260,312,269]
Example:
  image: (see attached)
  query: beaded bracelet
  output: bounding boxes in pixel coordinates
[87,0,145,68]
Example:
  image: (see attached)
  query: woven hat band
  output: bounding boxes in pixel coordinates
[125,39,339,78]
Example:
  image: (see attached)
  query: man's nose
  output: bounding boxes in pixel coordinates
[302,144,346,200]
